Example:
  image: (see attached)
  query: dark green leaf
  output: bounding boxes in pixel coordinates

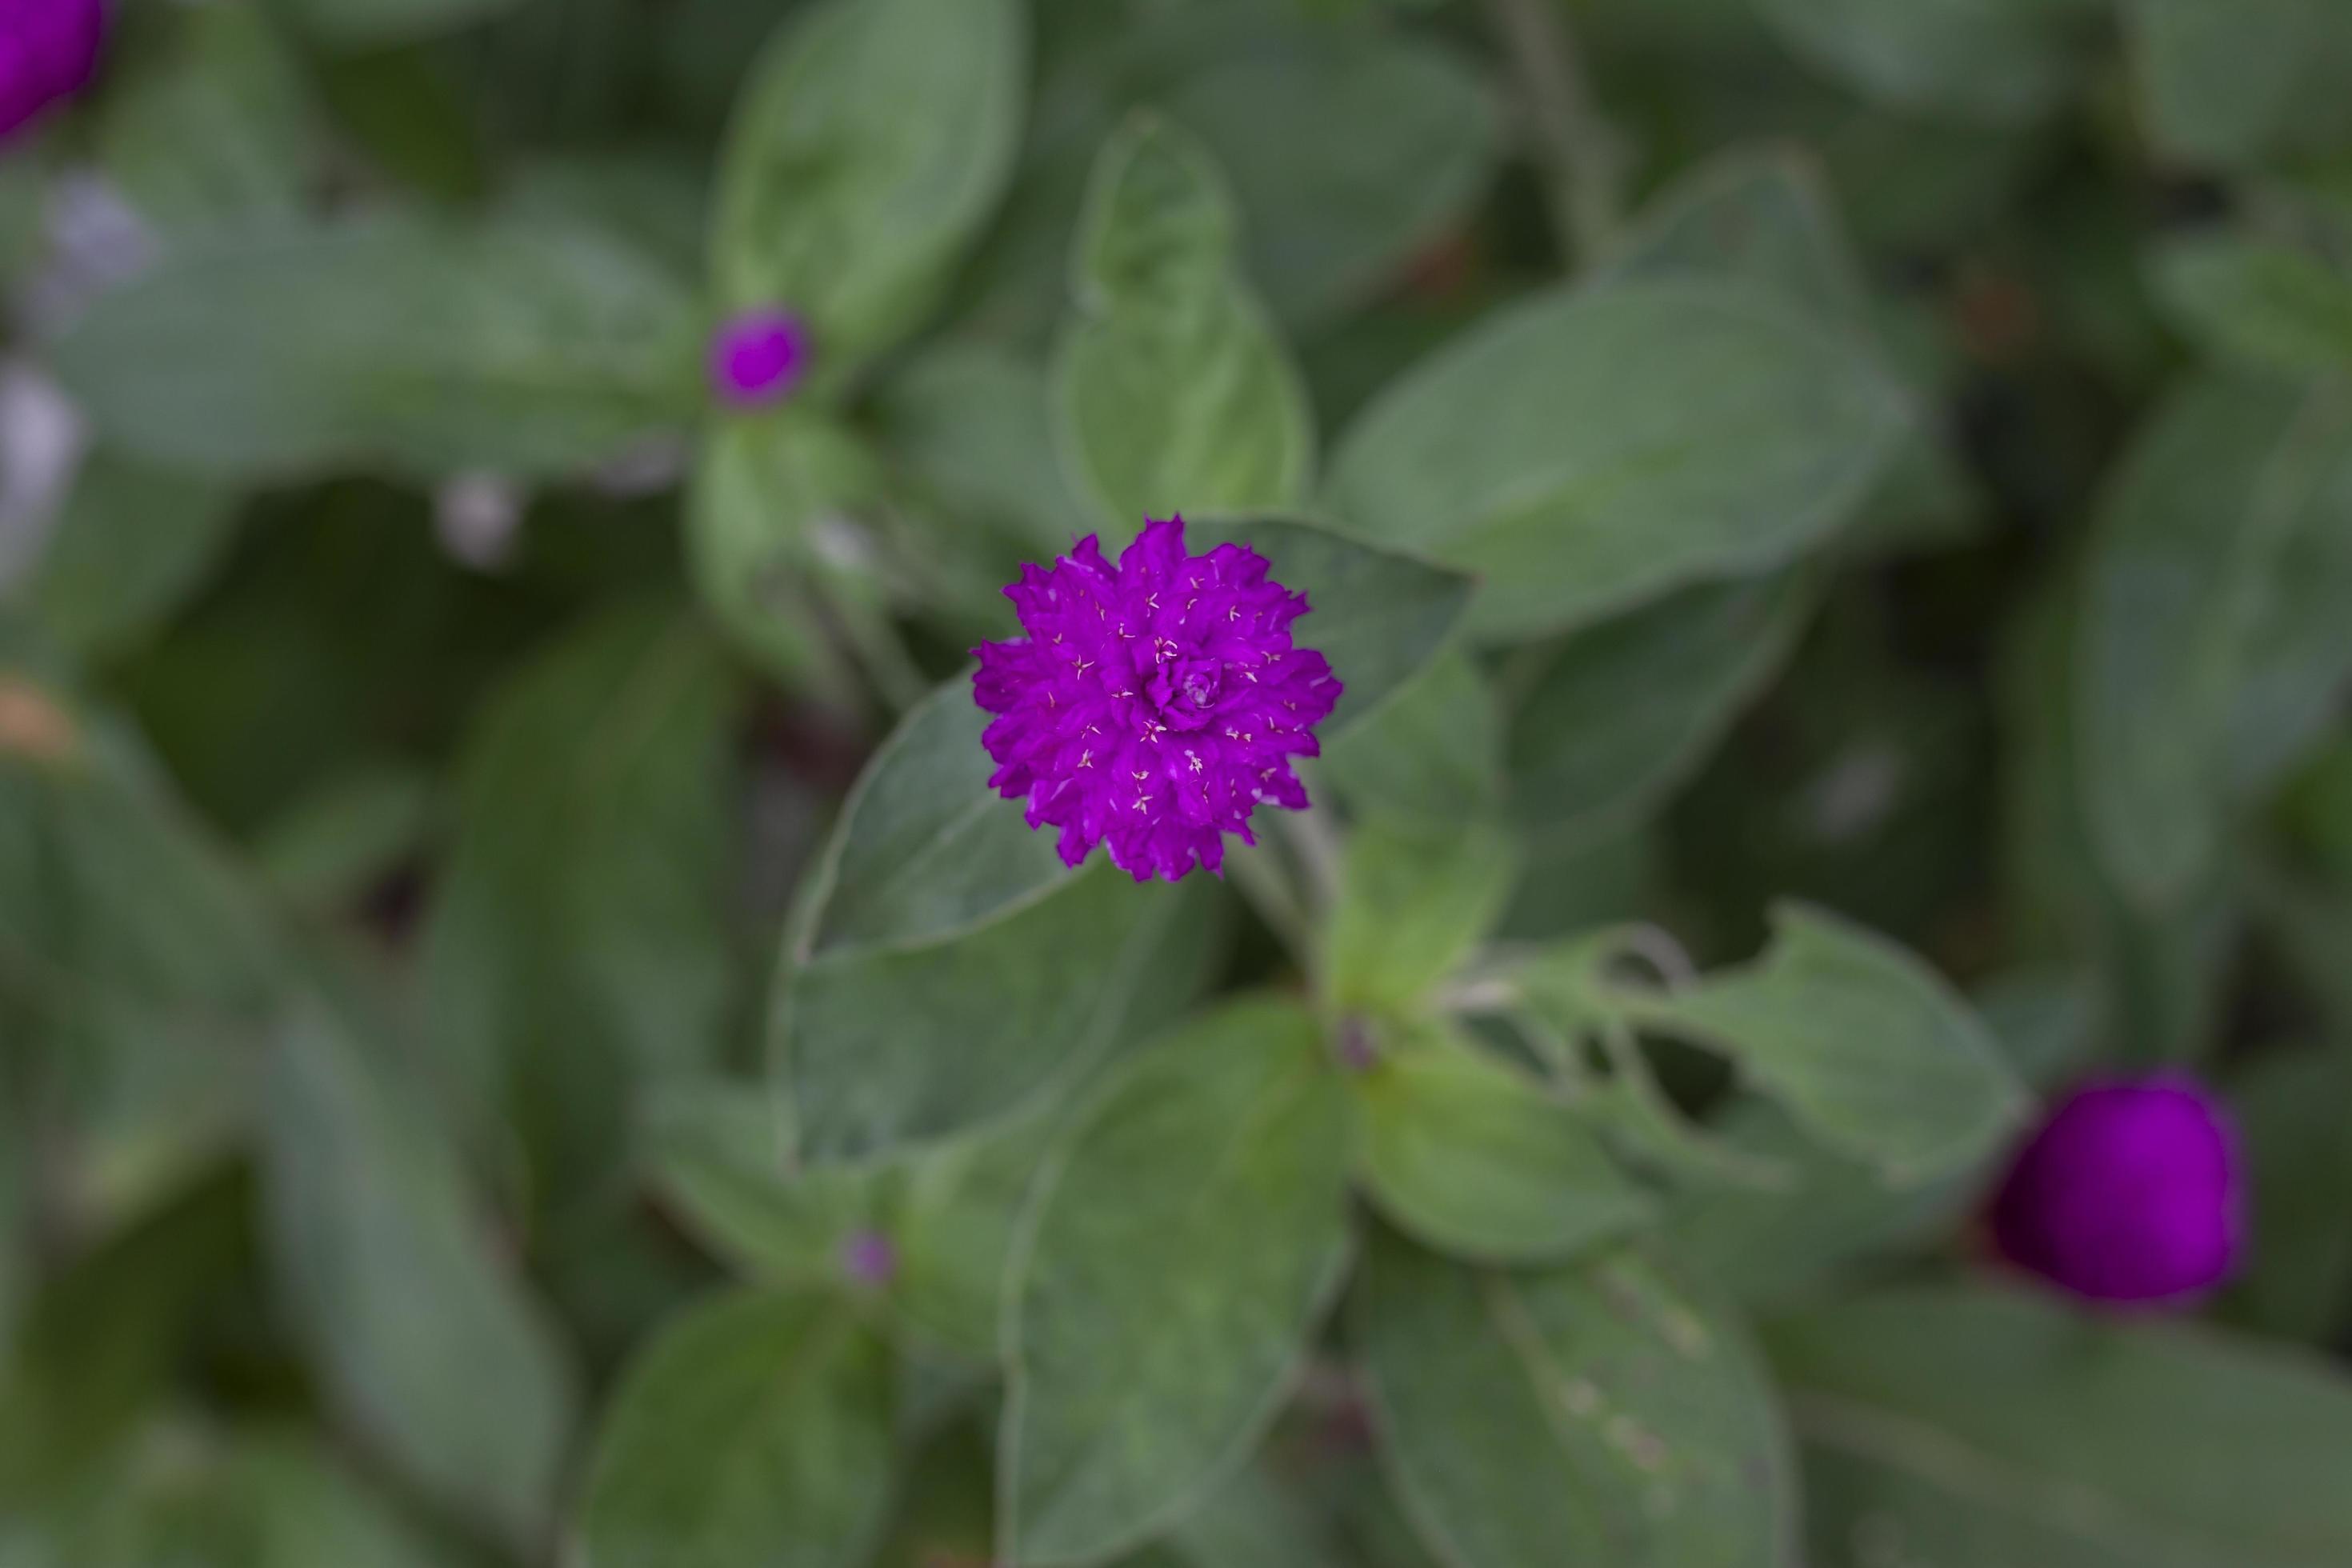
[578,1290,894,1568]
[25,457,239,661]
[2133,0,2352,171]
[2152,232,2352,374]
[1616,903,2028,1183]
[784,866,1220,1166]
[1506,572,1814,835]
[1754,0,2088,125]
[2219,1046,2352,1343]
[1770,1284,2352,1568]
[1002,998,1352,1563]
[1326,278,1909,642]
[1354,1230,1797,1568]
[261,1010,579,1550]
[286,0,527,50]
[53,214,701,481]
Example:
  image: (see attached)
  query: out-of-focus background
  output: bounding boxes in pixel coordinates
[6,0,2352,1563]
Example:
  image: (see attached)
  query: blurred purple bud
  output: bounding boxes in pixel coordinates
[840,1229,897,1288]
[707,307,810,408]
[1989,1074,2245,1309]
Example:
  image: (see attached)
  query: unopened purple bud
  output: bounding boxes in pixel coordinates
[1989,1074,2245,1309]
[840,1229,897,1289]
[707,308,810,408]
[1,0,106,143]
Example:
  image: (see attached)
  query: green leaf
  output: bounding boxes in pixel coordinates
[712,0,1026,370]
[1320,648,1504,825]
[1186,515,1475,735]
[686,412,886,697]
[784,865,1222,1166]
[2075,376,2352,909]
[1616,903,2028,1184]
[875,343,1100,562]
[1162,32,1499,327]
[1754,0,2088,125]
[52,213,701,482]
[24,457,240,661]
[641,1078,879,1287]
[1506,572,1814,835]
[1325,278,1909,642]
[2219,1046,2352,1343]
[892,1114,1056,1362]
[1354,1026,1654,1265]
[1354,1230,1797,1568]
[1327,818,1515,1015]
[802,681,1069,957]
[1055,114,1314,534]
[285,0,527,50]
[1665,969,2099,1307]
[578,1290,894,1568]
[2152,232,2352,374]
[94,1,321,241]
[420,601,742,1196]
[1770,1284,2352,1567]
[1002,998,1353,1563]
[2133,0,2352,171]
[0,1166,250,1504]
[260,1011,579,1550]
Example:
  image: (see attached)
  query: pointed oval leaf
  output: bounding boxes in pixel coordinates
[1326,278,1909,642]
[578,1290,894,1568]
[1355,1230,1797,1568]
[1002,998,1353,1563]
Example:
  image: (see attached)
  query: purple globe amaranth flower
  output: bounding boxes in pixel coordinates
[974,515,1342,882]
[706,307,810,408]
[1989,1073,2246,1309]
[1,0,105,142]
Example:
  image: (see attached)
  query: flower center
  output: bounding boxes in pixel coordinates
[1150,654,1226,730]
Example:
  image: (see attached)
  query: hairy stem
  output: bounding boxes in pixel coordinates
[1483,0,1629,266]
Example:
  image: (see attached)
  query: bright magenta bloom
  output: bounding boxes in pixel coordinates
[706,307,810,407]
[973,516,1341,882]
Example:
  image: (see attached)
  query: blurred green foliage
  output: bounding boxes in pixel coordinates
[6,0,2352,1564]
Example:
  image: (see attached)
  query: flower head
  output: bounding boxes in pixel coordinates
[706,307,810,408]
[1989,1074,2245,1309]
[973,516,1342,882]
[1,0,105,142]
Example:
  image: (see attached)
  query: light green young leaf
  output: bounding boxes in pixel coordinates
[1506,571,1814,836]
[2075,376,2352,909]
[52,213,702,482]
[1327,818,1516,1016]
[1754,0,2089,125]
[261,1011,579,1551]
[1002,998,1352,1564]
[2152,232,2352,374]
[1617,902,2027,1184]
[1354,1026,1654,1265]
[1770,1285,2352,1567]
[1326,278,1909,642]
[2132,0,2352,171]
[578,1290,894,1568]
[1354,1230,1797,1568]
[1055,114,1314,535]
[712,0,1026,372]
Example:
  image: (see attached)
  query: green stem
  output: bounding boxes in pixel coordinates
[1483,0,1629,266]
